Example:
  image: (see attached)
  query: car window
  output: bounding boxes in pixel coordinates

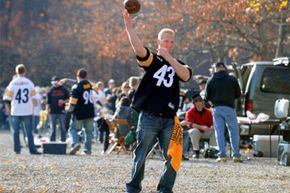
[240,65,252,92]
[261,68,290,94]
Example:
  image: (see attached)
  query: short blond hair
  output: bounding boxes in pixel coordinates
[15,64,26,74]
[129,76,140,88]
[158,28,175,40]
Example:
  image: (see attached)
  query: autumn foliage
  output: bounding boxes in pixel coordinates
[0,0,289,86]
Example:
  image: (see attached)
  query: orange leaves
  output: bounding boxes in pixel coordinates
[155,14,183,24]
[1,0,288,78]
[205,31,225,45]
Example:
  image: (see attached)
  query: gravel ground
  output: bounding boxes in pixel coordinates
[0,130,290,193]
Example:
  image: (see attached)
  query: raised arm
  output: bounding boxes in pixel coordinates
[167,56,191,81]
[157,47,191,81]
[123,10,147,58]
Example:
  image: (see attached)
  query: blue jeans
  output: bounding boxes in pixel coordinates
[213,106,241,158]
[49,114,66,142]
[126,112,176,193]
[32,115,40,134]
[69,117,94,153]
[10,115,37,154]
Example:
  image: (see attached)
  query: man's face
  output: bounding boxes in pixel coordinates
[199,83,206,90]
[109,82,115,89]
[157,33,175,53]
[51,81,59,87]
[215,65,226,73]
[193,97,205,110]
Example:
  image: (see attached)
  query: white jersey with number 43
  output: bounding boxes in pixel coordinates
[4,76,36,116]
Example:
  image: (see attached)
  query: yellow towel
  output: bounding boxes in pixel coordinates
[167,116,183,173]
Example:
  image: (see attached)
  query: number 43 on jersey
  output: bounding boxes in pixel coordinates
[153,65,175,87]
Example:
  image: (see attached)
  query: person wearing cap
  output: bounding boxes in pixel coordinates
[46,76,70,142]
[205,62,242,163]
[198,79,207,99]
[181,93,216,159]
[198,79,211,108]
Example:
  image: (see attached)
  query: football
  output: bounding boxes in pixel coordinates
[124,0,141,14]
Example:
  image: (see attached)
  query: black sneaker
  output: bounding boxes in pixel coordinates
[182,155,189,161]
[31,151,41,155]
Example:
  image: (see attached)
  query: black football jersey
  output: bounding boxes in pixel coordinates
[132,47,192,117]
[70,80,95,120]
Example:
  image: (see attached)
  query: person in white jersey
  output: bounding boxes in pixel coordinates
[3,64,40,154]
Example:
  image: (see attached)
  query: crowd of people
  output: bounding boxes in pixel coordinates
[0,64,145,155]
[0,9,243,193]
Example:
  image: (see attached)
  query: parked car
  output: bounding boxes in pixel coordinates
[235,57,290,138]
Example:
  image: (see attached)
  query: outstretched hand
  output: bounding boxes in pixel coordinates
[58,78,67,86]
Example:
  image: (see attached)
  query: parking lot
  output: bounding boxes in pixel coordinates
[0,130,290,193]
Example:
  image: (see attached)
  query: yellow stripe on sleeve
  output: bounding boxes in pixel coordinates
[137,52,153,67]
[83,84,91,90]
[31,90,36,96]
[5,90,14,98]
[69,97,78,105]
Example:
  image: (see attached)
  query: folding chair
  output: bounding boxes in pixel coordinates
[106,119,130,154]
[146,138,164,160]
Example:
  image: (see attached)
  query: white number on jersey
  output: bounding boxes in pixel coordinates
[15,88,29,104]
[153,65,175,87]
[83,90,93,105]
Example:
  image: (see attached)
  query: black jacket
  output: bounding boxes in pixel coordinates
[205,70,241,108]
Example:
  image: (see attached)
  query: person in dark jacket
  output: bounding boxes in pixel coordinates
[47,76,70,142]
[113,97,131,137]
[67,68,95,155]
[205,62,242,163]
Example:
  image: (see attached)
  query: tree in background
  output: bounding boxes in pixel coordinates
[0,0,289,86]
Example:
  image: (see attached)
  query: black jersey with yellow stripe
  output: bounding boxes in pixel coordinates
[132,47,191,117]
[70,80,95,120]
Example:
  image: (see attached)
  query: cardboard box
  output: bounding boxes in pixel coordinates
[42,142,67,155]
